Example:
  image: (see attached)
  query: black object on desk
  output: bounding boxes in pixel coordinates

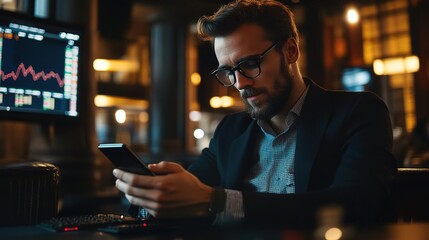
[0,161,60,226]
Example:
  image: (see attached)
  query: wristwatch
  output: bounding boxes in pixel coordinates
[209,187,226,214]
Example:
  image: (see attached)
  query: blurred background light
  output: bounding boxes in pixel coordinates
[373,55,420,75]
[346,7,359,24]
[220,96,234,108]
[191,72,201,86]
[193,128,204,139]
[325,227,342,240]
[210,96,235,108]
[115,109,126,124]
[139,112,149,123]
[210,96,222,108]
[93,59,139,72]
[189,111,202,122]
[94,95,149,108]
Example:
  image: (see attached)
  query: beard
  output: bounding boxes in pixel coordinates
[241,57,293,121]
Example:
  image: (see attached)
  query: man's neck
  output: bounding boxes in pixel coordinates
[269,77,307,134]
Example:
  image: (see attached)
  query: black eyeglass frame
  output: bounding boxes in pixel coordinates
[211,41,281,87]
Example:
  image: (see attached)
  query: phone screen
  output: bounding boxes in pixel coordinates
[98,143,154,176]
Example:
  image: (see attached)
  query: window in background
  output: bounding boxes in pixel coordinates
[361,0,415,134]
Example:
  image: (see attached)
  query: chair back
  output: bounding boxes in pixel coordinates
[390,168,429,222]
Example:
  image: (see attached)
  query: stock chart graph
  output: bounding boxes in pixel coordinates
[0,18,80,117]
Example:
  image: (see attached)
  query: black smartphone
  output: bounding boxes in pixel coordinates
[98,143,155,176]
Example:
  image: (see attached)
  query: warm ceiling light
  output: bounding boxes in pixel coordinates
[93,59,109,71]
[94,95,149,108]
[346,8,359,24]
[93,59,139,72]
[94,95,112,107]
[191,72,201,86]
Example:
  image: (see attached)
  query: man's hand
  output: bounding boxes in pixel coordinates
[113,161,214,218]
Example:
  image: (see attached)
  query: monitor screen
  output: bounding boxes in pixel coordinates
[341,67,372,92]
[0,11,81,121]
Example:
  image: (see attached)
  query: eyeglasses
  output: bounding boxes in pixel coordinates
[211,41,280,87]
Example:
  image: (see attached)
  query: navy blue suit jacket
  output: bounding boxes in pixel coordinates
[188,79,397,227]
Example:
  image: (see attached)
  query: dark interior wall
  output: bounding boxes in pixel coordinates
[97,0,132,40]
[410,0,429,120]
[302,2,325,86]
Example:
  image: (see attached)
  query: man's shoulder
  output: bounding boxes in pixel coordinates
[327,90,386,106]
[318,90,389,119]
[213,111,255,135]
[222,111,254,126]
[307,79,384,104]
[304,83,389,119]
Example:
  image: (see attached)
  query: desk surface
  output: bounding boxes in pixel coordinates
[1,222,429,240]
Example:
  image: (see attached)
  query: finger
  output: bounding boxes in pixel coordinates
[115,179,160,200]
[124,193,159,210]
[123,193,178,216]
[113,168,157,188]
[117,178,199,206]
[124,193,175,212]
[112,168,127,179]
[148,161,184,175]
[128,198,209,219]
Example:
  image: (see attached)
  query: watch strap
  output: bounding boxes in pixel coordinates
[209,187,226,214]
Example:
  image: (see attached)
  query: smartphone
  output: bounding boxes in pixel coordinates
[98,143,154,176]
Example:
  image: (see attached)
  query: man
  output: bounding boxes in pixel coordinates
[113,0,396,228]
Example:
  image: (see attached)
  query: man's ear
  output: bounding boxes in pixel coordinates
[282,38,299,64]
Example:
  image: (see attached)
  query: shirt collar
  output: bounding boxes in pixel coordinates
[257,84,310,135]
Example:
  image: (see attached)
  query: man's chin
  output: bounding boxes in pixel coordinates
[247,106,273,121]
[243,99,273,120]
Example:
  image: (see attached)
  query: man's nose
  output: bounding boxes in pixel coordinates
[234,71,254,90]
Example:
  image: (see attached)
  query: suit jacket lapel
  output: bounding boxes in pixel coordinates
[225,120,259,189]
[295,81,332,193]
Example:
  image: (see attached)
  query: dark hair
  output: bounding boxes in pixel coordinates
[197,0,299,44]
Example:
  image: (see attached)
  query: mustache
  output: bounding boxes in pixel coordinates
[241,88,265,98]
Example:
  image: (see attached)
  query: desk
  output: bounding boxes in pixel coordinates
[1,222,429,240]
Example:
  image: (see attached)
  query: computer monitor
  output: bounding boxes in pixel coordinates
[0,10,82,122]
[341,67,373,92]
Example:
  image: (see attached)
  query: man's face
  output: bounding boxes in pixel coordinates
[213,24,294,120]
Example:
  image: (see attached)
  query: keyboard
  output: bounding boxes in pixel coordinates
[38,214,147,232]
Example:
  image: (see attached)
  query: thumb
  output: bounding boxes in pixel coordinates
[148,161,184,174]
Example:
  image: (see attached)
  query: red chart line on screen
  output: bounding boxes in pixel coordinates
[1,63,65,87]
